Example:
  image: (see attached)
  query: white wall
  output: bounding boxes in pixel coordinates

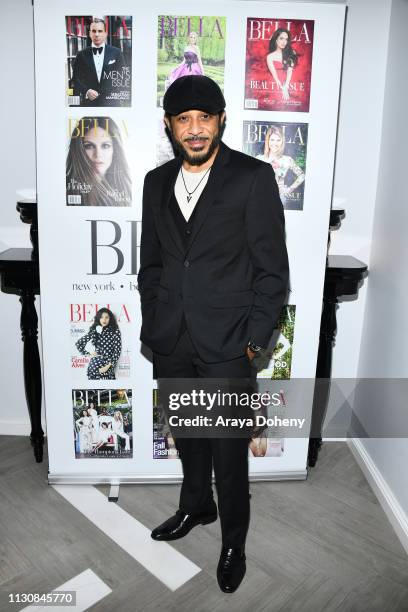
[0,0,41,434]
[1,0,36,230]
[329,0,392,378]
[352,0,408,516]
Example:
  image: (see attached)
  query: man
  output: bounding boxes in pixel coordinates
[138,76,289,593]
[71,18,125,107]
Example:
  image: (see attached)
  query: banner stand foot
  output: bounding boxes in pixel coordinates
[108,485,120,502]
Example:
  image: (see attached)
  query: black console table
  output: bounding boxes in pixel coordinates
[0,202,43,462]
[308,210,368,467]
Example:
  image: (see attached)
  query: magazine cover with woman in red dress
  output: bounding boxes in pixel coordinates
[244,18,314,111]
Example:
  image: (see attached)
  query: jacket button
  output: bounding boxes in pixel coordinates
[185,229,191,235]
[184,260,190,268]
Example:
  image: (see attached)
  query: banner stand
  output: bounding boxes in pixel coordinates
[33,1,345,485]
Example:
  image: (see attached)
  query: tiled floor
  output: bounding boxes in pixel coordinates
[0,437,407,611]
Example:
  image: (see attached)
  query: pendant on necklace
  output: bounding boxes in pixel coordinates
[187,195,192,203]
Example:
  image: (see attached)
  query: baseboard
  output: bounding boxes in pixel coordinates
[348,438,408,555]
[0,420,32,436]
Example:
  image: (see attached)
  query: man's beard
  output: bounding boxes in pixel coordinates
[169,121,224,166]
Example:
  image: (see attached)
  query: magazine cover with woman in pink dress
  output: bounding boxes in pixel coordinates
[157,15,226,106]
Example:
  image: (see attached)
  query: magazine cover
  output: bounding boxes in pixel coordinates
[249,435,285,457]
[244,18,314,111]
[243,121,308,210]
[256,305,296,379]
[249,389,287,457]
[157,15,226,106]
[66,116,131,206]
[73,388,132,458]
[70,303,132,380]
[66,15,132,107]
[249,400,286,458]
[156,118,175,167]
[153,389,179,459]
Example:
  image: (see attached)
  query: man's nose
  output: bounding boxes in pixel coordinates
[188,118,203,134]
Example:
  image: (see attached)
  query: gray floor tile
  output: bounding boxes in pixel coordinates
[0,437,407,612]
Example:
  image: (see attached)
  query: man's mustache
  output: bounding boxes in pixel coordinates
[184,136,209,143]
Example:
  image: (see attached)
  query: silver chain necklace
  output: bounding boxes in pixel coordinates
[180,166,212,203]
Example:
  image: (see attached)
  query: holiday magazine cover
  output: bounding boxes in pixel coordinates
[66,116,131,206]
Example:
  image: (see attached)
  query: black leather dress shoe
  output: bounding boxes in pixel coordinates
[217,547,246,593]
[151,507,218,541]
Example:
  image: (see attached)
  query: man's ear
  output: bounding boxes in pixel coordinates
[164,116,171,132]
[220,111,226,124]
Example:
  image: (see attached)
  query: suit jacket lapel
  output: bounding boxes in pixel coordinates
[84,47,98,83]
[157,142,231,259]
[185,141,230,254]
[159,156,184,257]
[101,45,112,80]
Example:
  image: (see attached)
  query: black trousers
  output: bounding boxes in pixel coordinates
[153,328,253,548]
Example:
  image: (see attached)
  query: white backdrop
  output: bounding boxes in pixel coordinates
[33,0,345,483]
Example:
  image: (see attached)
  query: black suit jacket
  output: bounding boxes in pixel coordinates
[138,142,289,363]
[72,45,125,106]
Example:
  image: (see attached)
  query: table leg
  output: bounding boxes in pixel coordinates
[20,290,43,462]
[308,295,338,467]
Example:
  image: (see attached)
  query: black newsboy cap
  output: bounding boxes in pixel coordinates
[163,75,226,115]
